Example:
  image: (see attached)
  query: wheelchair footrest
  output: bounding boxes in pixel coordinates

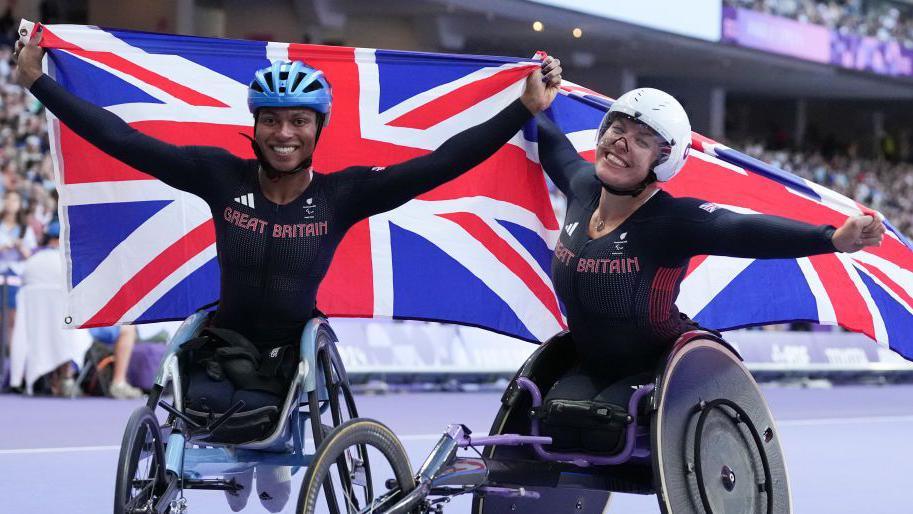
[182,478,244,491]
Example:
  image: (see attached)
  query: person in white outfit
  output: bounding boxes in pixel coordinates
[9,219,90,394]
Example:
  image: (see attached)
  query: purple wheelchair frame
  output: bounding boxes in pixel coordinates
[455,379,654,467]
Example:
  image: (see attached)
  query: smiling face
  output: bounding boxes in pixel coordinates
[594,115,665,189]
[254,107,319,172]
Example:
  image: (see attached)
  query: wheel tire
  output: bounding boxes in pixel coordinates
[307,330,371,514]
[297,418,415,514]
[114,406,170,514]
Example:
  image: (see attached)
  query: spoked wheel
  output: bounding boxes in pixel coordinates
[306,333,371,513]
[298,418,416,514]
[114,406,172,514]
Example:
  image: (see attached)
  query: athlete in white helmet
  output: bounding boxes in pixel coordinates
[533,87,885,454]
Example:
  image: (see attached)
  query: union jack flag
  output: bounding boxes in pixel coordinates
[36,23,563,341]
[35,24,913,359]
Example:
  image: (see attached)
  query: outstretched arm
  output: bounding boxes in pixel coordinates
[16,34,234,196]
[536,113,591,199]
[671,199,883,259]
[341,57,563,221]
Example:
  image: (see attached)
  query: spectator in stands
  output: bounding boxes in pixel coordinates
[88,325,142,399]
[0,189,36,344]
[10,219,91,395]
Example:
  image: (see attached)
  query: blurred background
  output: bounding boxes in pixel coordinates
[0,1,912,512]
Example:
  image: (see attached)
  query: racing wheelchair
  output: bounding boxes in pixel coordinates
[113,311,364,514]
[299,330,791,514]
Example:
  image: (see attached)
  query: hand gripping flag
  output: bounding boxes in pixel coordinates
[31,23,913,359]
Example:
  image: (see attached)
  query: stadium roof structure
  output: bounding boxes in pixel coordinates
[298,0,913,100]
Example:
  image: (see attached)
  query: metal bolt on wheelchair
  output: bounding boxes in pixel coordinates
[112,311,367,514]
[298,331,791,514]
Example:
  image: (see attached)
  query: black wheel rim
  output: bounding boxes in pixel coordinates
[116,408,168,514]
[307,334,373,514]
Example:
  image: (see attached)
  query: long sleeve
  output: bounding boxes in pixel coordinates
[337,99,533,222]
[30,74,239,197]
[536,114,593,200]
[668,199,837,260]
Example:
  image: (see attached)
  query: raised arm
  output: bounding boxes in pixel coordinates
[341,57,563,221]
[16,36,234,196]
[536,113,592,198]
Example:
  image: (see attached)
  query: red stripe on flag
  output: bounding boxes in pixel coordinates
[82,220,216,327]
[690,132,719,154]
[684,254,709,278]
[438,211,566,329]
[288,44,374,317]
[40,25,228,108]
[808,253,875,338]
[317,220,374,317]
[387,66,534,130]
[416,145,559,230]
[856,261,913,313]
[67,48,228,107]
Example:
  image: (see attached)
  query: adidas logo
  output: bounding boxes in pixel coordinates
[234,193,255,208]
[564,222,579,237]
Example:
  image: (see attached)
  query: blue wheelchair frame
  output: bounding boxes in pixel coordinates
[118,312,353,513]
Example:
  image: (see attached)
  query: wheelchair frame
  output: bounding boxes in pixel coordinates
[114,312,357,514]
[298,331,791,514]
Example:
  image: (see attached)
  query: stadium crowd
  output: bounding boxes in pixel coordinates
[738,141,913,239]
[725,0,913,48]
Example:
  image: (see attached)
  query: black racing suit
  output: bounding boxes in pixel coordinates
[31,74,532,421]
[536,114,837,406]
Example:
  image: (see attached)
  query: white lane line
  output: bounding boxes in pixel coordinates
[777,415,913,427]
[0,434,445,456]
[0,445,120,455]
[3,416,912,455]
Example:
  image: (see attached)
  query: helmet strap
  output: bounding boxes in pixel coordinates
[598,170,657,197]
[240,132,313,179]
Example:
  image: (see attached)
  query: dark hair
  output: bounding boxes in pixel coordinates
[2,190,28,237]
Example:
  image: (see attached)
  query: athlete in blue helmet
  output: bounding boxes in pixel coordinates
[16,34,562,511]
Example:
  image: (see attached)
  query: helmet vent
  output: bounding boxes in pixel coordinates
[289,72,306,92]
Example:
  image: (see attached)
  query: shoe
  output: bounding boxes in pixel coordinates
[256,465,291,513]
[109,381,143,400]
[59,378,81,398]
[224,468,254,512]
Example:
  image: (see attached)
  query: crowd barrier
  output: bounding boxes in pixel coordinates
[328,319,913,382]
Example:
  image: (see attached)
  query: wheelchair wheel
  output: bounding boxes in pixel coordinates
[297,418,415,514]
[653,339,790,514]
[114,406,170,514]
[307,331,371,513]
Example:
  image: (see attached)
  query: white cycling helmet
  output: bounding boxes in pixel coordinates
[597,88,692,182]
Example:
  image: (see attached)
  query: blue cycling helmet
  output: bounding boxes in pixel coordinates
[248,60,332,126]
